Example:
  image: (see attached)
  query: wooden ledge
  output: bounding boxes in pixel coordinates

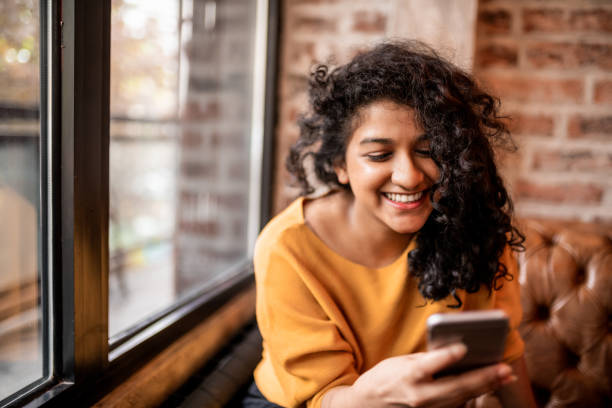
[93,286,256,407]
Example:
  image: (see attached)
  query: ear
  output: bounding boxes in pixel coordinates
[334,162,349,185]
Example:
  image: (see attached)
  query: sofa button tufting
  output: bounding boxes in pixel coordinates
[565,349,580,368]
[535,304,550,321]
[573,266,586,285]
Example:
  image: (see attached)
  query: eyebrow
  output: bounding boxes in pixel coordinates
[359,137,393,145]
[359,133,429,145]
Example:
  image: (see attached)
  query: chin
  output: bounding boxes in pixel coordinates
[390,212,433,235]
[390,220,428,235]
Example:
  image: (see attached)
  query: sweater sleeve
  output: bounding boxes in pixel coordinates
[494,246,525,363]
[254,238,359,408]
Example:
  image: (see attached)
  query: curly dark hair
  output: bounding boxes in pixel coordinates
[287,40,525,307]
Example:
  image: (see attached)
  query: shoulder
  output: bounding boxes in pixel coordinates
[253,199,323,304]
[254,197,309,265]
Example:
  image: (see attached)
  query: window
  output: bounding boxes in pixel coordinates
[108,0,186,341]
[108,0,261,344]
[0,0,46,402]
[0,0,277,405]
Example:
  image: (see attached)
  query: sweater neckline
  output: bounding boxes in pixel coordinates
[295,196,416,271]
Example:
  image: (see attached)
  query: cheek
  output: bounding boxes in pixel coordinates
[348,161,389,189]
[426,163,442,202]
[424,161,440,183]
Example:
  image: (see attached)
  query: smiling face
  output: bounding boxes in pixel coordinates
[334,99,440,237]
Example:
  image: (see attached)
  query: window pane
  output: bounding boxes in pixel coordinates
[109,0,257,338]
[0,0,43,400]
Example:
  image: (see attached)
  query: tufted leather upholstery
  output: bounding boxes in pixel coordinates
[477,219,612,407]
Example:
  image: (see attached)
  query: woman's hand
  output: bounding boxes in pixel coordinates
[322,343,516,408]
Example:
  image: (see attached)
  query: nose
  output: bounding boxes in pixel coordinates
[390,154,425,190]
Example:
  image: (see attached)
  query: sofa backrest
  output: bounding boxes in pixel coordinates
[516,219,612,407]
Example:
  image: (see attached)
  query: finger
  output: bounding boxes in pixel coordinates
[424,363,514,405]
[410,343,467,379]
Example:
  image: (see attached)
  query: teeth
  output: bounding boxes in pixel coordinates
[384,191,424,203]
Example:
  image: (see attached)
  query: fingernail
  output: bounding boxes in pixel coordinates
[497,365,512,378]
[449,343,467,356]
[500,375,518,386]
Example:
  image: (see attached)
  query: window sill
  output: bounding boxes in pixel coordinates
[92,284,255,407]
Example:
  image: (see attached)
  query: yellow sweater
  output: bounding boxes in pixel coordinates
[253,197,524,408]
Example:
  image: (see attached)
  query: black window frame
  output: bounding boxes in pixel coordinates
[2,0,279,406]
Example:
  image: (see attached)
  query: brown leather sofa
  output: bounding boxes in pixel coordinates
[479,219,612,407]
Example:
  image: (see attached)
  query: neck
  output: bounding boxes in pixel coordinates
[345,194,414,263]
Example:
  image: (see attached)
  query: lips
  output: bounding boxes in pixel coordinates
[382,190,429,210]
[382,191,424,203]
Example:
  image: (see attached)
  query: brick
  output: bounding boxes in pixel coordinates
[478,10,512,35]
[284,73,309,95]
[532,149,611,172]
[507,112,554,136]
[181,130,202,148]
[575,43,612,70]
[181,162,217,178]
[594,80,612,104]
[287,42,316,66]
[568,115,612,138]
[292,0,340,3]
[190,77,221,93]
[481,76,583,104]
[352,11,387,33]
[198,248,244,262]
[180,190,198,204]
[182,192,246,212]
[227,38,252,65]
[217,131,245,149]
[476,43,518,68]
[187,38,219,62]
[181,130,243,150]
[228,161,248,179]
[179,191,247,216]
[525,42,570,69]
[523,8,566,33]
[526,42,612,70]
[215,192,248,211]
[193,7,249,33]
[232,219,246,240]
[184,100,220,120]
[293,15,337,33]
[0,105,39,120]
[513,179,603,204]
[179,220,220,236]
[569,9,612,33]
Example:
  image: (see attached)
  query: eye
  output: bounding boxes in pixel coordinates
[414,149,432,158]
[366,152,392,162]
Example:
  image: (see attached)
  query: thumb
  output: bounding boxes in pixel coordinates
[413,343,467,379]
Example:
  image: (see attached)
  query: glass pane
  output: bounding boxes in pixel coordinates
[0,0,43,400]
[109,0,257,338]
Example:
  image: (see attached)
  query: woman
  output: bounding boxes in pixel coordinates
[244,40,536,408]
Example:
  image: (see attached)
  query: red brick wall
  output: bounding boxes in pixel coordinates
[273,0,612,222]
[475,0,612,222]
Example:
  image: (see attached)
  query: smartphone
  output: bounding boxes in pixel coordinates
[426,310,509,377]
